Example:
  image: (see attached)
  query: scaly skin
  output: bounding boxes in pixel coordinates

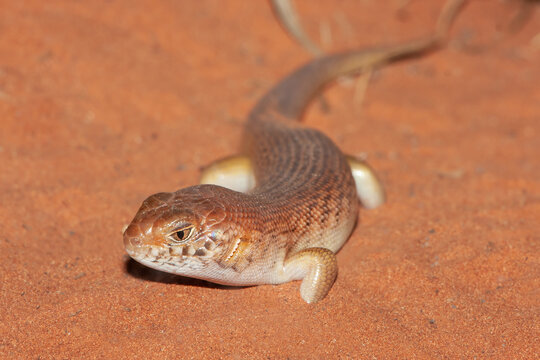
[123,0,465,303]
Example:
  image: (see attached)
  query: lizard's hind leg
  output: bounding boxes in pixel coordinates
[347,155,386,210]
[200,155,255,193]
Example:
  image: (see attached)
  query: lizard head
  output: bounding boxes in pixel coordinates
[123,184,251,282]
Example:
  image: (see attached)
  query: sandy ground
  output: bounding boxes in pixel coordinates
[0,1,538,358]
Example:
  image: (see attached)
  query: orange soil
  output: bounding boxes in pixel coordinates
[0,1,538,358]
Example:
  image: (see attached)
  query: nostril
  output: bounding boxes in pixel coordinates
[131,236,142,246]
[123,233,142,250]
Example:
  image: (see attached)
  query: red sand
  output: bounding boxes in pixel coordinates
[0,1,538,358]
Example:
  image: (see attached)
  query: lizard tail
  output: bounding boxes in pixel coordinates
[250,0,466,121]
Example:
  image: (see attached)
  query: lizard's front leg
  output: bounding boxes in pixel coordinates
[283,247,338,303]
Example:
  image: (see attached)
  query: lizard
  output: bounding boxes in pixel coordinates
[123,0,465,303]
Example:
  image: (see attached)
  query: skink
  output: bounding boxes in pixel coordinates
[123,0,464,303]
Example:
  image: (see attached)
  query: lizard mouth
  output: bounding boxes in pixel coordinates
[125,239,218,259]
[127,244,217,275]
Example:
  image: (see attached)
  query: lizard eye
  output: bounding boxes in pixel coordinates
[167,225,194,244]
